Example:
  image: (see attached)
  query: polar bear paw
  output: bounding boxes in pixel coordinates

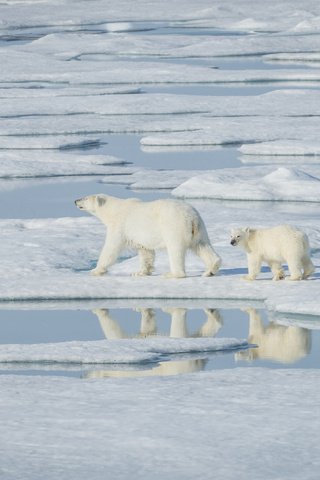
[90,267,106,276]
[163,271,186,279]
[241,275,256,281]
[132,270,152,277]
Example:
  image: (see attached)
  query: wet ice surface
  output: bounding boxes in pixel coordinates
[1,0,320,478]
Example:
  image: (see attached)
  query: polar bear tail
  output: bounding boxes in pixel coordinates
[191,219,199,237]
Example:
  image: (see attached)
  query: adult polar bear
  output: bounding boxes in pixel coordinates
[230,224,314,281]
[75,194,221,278]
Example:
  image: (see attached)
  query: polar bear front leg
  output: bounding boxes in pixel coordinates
[133,249,155,277]
[90,233,123,276]
[242,254,261,281]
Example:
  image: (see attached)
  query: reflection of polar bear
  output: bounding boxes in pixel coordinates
[236,308,311,364]
[75,194,221,278]
[230,224,314,281]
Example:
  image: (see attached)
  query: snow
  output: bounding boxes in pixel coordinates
[1,1,320,478]
[1,368,320,480]
[0,152,136,178]
[16,30,320,59]
[240,140,320,157]
[172,166,320,202]
[0,136,104,150]
[0,337,249,364]
[100,169,214,189]
[0,206,318,316]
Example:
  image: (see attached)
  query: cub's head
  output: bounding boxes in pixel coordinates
[75,194,108,215]
[230,227,250,247]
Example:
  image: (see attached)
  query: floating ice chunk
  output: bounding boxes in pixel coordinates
[240,141,320,157]
[0,337,248,365]
[2,90,320,118]
[0,151,134,178]
[0,136,103,150]
[1,368,320,480]
[100,169,215,190]
[172,166,320,202]
[264,52,320,66]
[16,30,320,59]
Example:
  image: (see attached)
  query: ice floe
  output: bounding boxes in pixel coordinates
[0,136,103,150]
[2,90,320,117]
[100,169,214,190]
[1,368,320,480]
[16,31,320,60]
[172,166,320,202]
[0,204,318,316]
[0,337,248,365]
[239,141,320,157]
[0,152,135,178]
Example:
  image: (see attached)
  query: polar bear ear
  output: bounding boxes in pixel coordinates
[97,195,107,207]
[245,227,250,233]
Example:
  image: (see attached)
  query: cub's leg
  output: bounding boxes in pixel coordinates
[242,254,261,281]
[302,255,315,279]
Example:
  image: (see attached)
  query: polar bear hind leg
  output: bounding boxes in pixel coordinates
[286,256,303,281]
[133,249,155,277]
[268,261,285,281]
[302,255,315,279]
[193,243,221,277]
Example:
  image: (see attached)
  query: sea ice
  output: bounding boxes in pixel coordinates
[0,152,135,178]
[239,140,320,157]
[1,368,320,480]
[0,204,318,316]
[0,336,248,365]
[172,166,320,202]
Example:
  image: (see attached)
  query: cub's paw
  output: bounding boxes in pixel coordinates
[163,271,186,279]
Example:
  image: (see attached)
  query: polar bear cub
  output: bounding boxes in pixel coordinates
[75,194,221,278]
[230,225,314,281]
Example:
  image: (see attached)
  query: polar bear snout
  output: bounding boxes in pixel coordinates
[230,239,237,246]
[75,198,85,209]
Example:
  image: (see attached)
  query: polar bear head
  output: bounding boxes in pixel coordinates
[230,227,250,247]
[75,194,108,215]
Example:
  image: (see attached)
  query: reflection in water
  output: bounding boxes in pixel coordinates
[236,308,311,364]
[93,307,223,340]
[86,308,223,379]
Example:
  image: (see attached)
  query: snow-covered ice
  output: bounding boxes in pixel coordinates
[0,202,318,316]
[0,337,248,365]
[240,140,320,157]
[0,152,136,178]
[1,369,320,480]
[1,1,320,478]
[172,166,320,202]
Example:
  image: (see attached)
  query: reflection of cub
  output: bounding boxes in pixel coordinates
[230,224,314,281]
[236,308,311,364]
[75,194,221,278]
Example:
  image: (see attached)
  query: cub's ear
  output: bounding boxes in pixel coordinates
[97,195,107,207]
[245,227,250,233]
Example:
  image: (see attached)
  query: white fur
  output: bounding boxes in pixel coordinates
[236,308,311,363]
[75,194,221,278]
[230,224,315,281]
